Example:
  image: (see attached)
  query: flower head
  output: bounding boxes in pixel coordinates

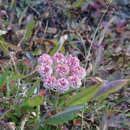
[56,64,69,77]
[71,66,86,79]
[38,65,53,77]
[38,53,86,92]
[53,52,65,64]
[38,53,53,65]
[43,76,57,89]
[68,76,81,88]
[66,55,79,67]
[56,78,69,92]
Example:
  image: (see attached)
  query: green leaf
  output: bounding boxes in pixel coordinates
[49,35,67,56]
[11,74,24,81]
[21,96,43,108]
[49,40,65,56]
[94,79,130,100]
[24,80,40,101]
[0,75,6,89]
[70,0,85,8]
[49,40,60,56]
[0,40,21,52]
[23,19,36,40]
[44,105,84,125]
[0,40,9,52]
[10,0,16,10]
[64,85,101,107]
[0,70,10,88]
[18,7,28,25]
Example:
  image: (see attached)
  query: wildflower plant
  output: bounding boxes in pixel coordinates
[38,53,86,92]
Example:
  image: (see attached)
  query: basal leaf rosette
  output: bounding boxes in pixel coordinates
[38,53,86,93]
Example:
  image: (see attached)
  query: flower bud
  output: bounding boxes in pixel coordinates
[38,53,53,65]
[43,76,57,89]
[56,78,69,92]
[68,76,82,88]
[56,64,69,77]
[66,55,79,67]
[38,65,53,77]
[53,52,65,64]
[71,66,86,79]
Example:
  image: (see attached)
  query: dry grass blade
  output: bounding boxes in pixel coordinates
[94,79,130,98]
[0,40,22,52]
[93,17,117,74]
[98,16,116,45]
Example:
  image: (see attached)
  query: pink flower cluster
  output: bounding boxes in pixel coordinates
[38,53,86,92]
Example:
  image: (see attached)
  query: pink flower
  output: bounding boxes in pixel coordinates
[43,76,56,89]
[38,65,53,77]
[68,76,81,88]
[66,55,79,67]
[71,66,86,79]
[56,78,69,92]
[56,64,69,77]
[53,52,65,64]
[38,53,53,65]
[37,53,86,92]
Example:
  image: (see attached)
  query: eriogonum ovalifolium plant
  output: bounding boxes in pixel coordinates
[38,53,86,93]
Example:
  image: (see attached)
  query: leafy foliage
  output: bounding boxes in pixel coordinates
[44,105,84,125]
[94,79,130,100]
[21,96,44,108]
[0,0,130,129]
[23,19,36,40]
[64,85,102,107]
